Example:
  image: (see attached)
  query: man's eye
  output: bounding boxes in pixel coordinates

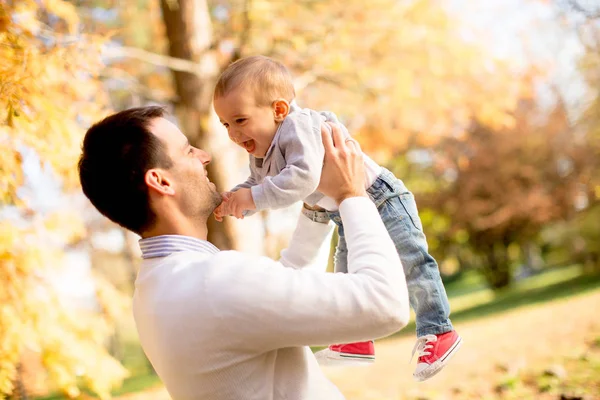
[235,118,246,124]
[223,123,229,128]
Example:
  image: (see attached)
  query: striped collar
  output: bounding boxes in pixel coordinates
[139,235,220,259]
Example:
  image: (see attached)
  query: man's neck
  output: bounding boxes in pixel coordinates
[142,216,209,241]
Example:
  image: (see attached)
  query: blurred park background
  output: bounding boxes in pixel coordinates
[1,0,600,399]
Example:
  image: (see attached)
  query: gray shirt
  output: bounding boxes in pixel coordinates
[232,103,350,213]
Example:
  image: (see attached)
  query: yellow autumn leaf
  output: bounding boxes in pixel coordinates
[41,0,79,33]
[0,2,126,398]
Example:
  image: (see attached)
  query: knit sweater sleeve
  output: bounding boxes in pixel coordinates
[278,210,334,271]
[206,197,409,351]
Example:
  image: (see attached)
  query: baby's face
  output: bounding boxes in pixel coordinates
[214,86,279,158]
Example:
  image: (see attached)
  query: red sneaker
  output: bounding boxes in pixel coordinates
[411,330,462,381]
[315,340,375,366]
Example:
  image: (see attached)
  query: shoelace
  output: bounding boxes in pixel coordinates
[409,334,437,364]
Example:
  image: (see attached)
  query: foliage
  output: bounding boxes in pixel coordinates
[83,0,529,159]
[415,86,595,288]
[539,14,600,274]
[214,0,527,159]
[0,1,128,398]
[73,0,538,253]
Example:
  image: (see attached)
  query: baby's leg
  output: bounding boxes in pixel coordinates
[378,193,453,336]
[370,170,461,381]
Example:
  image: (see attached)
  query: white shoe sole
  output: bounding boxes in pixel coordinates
[315,348,375,367]
[413,336,463,382]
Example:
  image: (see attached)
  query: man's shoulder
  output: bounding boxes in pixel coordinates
[202,252,289,310]
[200,251,276,282]
[187,250,252,273]
[140,250,269,302]
[143,250,249,277]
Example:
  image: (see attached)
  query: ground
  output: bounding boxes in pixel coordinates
[115,288,600,400]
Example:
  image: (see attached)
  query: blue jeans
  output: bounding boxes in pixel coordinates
[326,168,453,337]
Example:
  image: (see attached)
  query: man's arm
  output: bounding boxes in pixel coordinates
[278,205,333,271]
[206,197,409,351]
[251,111,325,211]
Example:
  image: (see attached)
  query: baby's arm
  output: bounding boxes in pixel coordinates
[215,162,261,220]
[251,112,325,211]
[224,188,255,219]
[213,192,233,222]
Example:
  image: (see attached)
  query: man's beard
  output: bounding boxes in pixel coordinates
[181,179,223,221]
[207,186,223,214]
[195,186,222,220]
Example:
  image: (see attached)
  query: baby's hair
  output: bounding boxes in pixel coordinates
[214,55,296,106]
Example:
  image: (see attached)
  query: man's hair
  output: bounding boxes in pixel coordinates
[213,55,296,106]
[78,106,173,235]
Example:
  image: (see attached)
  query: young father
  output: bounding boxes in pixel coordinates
[78,106,410,399]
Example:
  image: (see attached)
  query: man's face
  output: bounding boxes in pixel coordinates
[213,85,279,158]
[149,117,222,218]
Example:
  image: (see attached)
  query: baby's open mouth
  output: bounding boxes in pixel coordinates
[243,139,256,153]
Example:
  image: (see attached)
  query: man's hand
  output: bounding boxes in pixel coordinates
[224,188,256,219]
[317,122,367,205]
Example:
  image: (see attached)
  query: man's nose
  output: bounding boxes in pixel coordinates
[197,149,211,165]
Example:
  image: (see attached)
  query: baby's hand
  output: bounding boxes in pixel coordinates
[213,192,233,222]
[227,188,256,219]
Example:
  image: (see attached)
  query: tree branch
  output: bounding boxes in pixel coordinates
[99,67,174,102]
[103,46,211,77]
[567,0,600,19]
[294,71,379,99]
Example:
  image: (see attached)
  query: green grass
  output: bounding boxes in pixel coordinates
[496,335,600,399]
[36,373,162,400]
[111,373,161,397]
[36,341,162,400]
[393,265,600,338]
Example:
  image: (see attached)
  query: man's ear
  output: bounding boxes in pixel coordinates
[145,169,175,196]
[272,99,290,122]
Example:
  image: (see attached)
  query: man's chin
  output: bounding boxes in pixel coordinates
[210,188,223,214]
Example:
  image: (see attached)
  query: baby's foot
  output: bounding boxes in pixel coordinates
[411,330,462,381]
[315,340,375,366]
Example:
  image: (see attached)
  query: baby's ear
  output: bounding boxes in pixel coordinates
[272,99,290,122]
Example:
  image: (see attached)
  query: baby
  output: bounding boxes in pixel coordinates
[212,55,461,382]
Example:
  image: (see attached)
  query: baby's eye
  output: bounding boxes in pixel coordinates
[188,148,194,154]
[235,118,246,124]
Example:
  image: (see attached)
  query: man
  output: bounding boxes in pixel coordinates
[78,106,409,400]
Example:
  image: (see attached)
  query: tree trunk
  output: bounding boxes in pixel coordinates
[8,363,27,400]
[483,243,512,289]
[159,0,237,249]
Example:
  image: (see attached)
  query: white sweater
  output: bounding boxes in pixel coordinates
[132,197,409,400]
